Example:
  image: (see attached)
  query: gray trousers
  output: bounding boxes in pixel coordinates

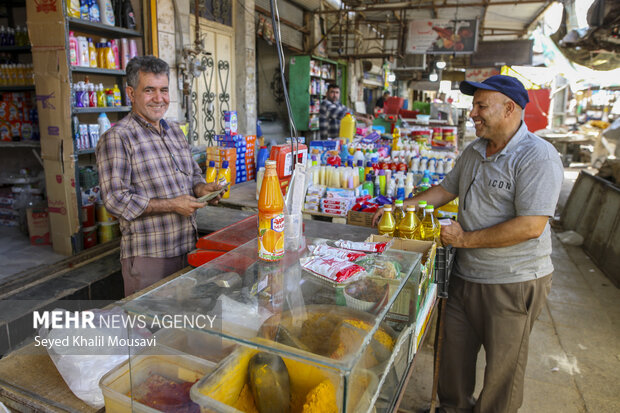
[120,255,186,297]
[438,273,552,413]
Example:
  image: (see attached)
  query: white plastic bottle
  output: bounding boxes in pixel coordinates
[77,36,89,67]
[99,0,115,26]
[98,112,111,134]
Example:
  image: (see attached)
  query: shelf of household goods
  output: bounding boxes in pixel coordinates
[72,106,131,114]
[76,148,96,156]
[310,74,335,81]
[0,85,35,92]
[0,45,30,53]
[67,17,142,38]
[70,66,125,76]
[0,140,39,148]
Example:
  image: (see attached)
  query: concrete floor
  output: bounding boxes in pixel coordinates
[399,167,620,413]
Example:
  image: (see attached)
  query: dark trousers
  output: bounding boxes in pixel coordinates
[120,255,186,297]
[438,274,553,413]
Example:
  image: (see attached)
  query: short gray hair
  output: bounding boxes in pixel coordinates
[126,56,170,88]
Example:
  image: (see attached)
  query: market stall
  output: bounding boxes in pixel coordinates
[0,218,440,413]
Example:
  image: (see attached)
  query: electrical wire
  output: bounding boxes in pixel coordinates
[269,0,298,166]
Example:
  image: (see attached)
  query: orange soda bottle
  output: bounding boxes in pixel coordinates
[258,160,285,261]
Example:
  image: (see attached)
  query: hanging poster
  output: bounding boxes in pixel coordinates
[406,19,478,54]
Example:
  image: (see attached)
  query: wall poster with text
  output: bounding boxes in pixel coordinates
[406,19,479,54]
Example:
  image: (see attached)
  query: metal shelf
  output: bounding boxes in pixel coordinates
[0,85,35,92]
[71,67,125,76]
[67,18,142,38]
[0,141,40,148]
[0,45,31,53]
[72,106,131,114]
[77,148,96,155]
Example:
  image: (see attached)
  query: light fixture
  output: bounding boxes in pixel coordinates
[429,69,438,82]
[436,60,447,70]
[387,73,396,82]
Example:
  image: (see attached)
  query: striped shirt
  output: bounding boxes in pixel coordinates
[319,99,350,139]
[96,112,206,259]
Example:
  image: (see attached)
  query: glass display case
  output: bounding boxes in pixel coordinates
[115,236,423,412]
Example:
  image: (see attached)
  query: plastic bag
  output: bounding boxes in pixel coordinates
[40,307,151,408]
[309,243,366,262]
[301,256,365,283]
[335,239,393,253]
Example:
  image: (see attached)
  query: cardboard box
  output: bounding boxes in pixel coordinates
[26,0,69,48]
[347,210,375,227]
[26,207,51,245]
[367,234,437,319]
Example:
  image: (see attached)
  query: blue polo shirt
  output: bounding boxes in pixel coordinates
[440,122,564,284]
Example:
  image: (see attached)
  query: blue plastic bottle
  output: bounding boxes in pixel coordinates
[256,145,270,172]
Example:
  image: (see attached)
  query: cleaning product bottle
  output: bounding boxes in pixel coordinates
[339,112,355,142]
[128,39,138,59]
[88,82,96,107]
[362,173,374,195]
[377,205,396,237]
[99,0,115,26]
[112,84,122,106]
[88,38,97,67]
[96,83,106,107]
[258,160,284,261]
[357,160,365,185]
[78,36,89,66]
[205,160,217,183]
[392,127,401,152]
[398,205,420,240]
[80,0,89,20]
[374,173,381,197]
[69,32,79,66]
[67,0,81,18]
[89,0,101,22]
[104,42,115,69]
[120,38,130,69]
[121,0,137,29]
[217,160,232,199]
[97,112,111,134]
[110,39,120,69]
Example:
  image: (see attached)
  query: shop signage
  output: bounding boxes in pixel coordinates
[465,68,501,82]
[406,19,478,54]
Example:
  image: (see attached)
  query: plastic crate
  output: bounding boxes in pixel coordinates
[434,246,455,298]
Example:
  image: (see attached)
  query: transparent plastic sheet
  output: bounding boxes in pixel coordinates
[39,307,152,408]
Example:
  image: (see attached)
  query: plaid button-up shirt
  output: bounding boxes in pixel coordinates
[319,98,350,139]
[96,112,205,259]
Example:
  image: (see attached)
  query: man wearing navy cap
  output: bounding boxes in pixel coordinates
[373,75,564,412]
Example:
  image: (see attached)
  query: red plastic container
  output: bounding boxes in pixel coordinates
[81,203,95,227]
[83,225,98,249]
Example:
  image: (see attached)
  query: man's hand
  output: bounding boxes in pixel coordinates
[440,220,466,247]
[171,195,207,216]
[372,208,384,227]
[193,182,224,205]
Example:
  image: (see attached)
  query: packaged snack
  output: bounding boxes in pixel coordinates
[334,239,392,254]
[309,244,366,262]
[300,256,365,284]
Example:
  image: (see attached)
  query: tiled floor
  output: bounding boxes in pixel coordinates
[0,226,65,284]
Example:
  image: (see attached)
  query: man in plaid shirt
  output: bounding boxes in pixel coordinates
[96,56,223,296]
[319,84,373,139]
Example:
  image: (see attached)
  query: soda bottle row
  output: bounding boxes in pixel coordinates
[0,26,29,47]
[67,0,137,30]
[69,33,138,70]
[73,81,122,108]
[0,64,34,86]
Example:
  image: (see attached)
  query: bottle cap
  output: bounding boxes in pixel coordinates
[357,160,363,167]
[395,200,403,205]
[406,206,415,211]
[222,160,229,168]
[265,160,276,168]
[418,200,427,206]
[383,206,392,211]
[425,205,434,210]
[208,160,215,167]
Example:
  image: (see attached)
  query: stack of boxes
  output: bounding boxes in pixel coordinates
[207,111,257,186]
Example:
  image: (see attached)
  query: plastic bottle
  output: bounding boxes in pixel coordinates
[339,112,355,142]
[417,176,431,194]
[255,166,265,200]
[362,173,374,195]
[374,174,381,197]
[74,82,84,108]
[77,36,89,66]
[80,82,89,107]
[377,205,396,237]
[396,176,405,200]
[69,32,79,66]
[357,160,365,185]
[392,127,401,152]
[99,0,115,26]
[416,200,427,221]
[110,39,120,69]
[120,38,130,69]
[379,170,386,196]
[217,160,232,199]
[105,89,115,107]
[88,82,96,107]
[420,205,440,243]
[121,0,137,29]
[96,83,106,107]
[398,206,420,240]
[80,0,89,20]
[258,160,284,262]
[112,84,122,106]
[87,38,97,67]
[393,199,405,227]
[97,112,111,134]
[104,42,115,69]
[128,39,138,59]
[256,146,269,171]
[205,160,217,183]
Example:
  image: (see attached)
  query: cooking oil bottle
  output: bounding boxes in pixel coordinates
[398,205,420,239]
[416,200,427,221]
[377,205,396,237]
[393,199,405,236]
[420,204,440,243]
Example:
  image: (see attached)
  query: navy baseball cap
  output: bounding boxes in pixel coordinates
[460,75,529,109]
